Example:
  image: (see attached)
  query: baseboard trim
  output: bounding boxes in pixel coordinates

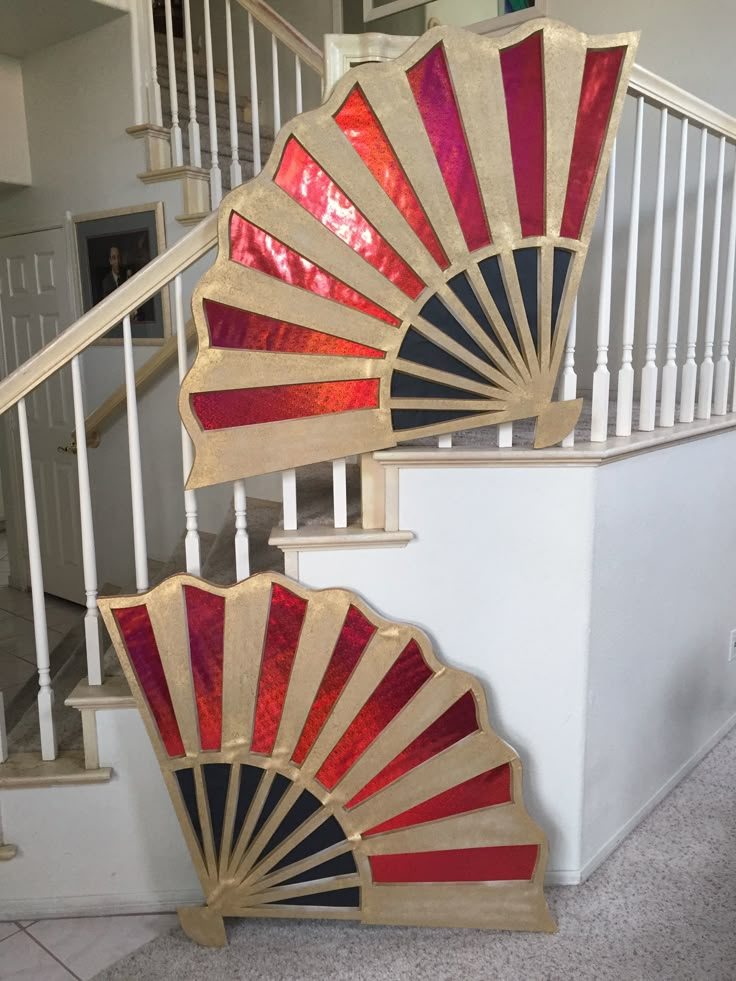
[0,889,203,920]
[575,710,736,884]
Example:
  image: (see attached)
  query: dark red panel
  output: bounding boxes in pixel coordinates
[369,844,539,883]
[406,44,491,253]
[191,379,380,431]
[334,86,449,270]
[229,213,400,327]
[203,299,385,359]
[275,138,426,300]
[560,46,626,240]
[500,32,545,237]
[346,691,479,809]
[362,764,512,836]
[316,640,433,790]
[184,585,225,752]
[113,605,184,757]
[251,584,308,755]
[291,606,377,766]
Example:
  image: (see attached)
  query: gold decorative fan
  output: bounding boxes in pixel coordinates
[99,573,554,945]
[180,20,638,488]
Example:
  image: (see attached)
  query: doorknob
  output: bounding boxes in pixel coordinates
[57,442,77,455]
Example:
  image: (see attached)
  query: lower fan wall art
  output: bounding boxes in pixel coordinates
[99,573,555,945]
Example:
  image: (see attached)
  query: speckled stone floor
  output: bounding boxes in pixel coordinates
[94,719,736,980]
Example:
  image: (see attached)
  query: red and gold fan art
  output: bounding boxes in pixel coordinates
[99,574,555,945]
[180,20,638,488]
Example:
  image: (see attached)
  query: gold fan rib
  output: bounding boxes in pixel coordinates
[244,873,362,908]
[392,360,510,398]
[390,399,508,413]
[225,768,275,879]
[233,807,337,889]
[233,780,304,881]
[548,249,585,383]
[465,265,535,382]
[497,251,542,380]
[253,840,354,893]
[217,764,246,881]
[193,764,220,887]
[412,316,512,388]
[439,287,529,390]
[390,410,509,443]
[539,244,553,370]
[163,769,217,896]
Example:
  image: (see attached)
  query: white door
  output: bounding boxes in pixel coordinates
[0,227,86,604]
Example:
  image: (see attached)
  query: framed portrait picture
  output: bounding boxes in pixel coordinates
[73,203,170,345]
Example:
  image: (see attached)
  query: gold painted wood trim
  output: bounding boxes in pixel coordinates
[0,752,112,789]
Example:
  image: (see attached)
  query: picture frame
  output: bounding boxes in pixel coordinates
[72,202,170,345]
[363,0,425,23]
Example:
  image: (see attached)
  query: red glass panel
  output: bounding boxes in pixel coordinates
[184,585,225,752]
[191,379,380,431]
[407,44,491,253]
[316,640,433,790]
[251,584,308,754]
[500,32,545,238]
[362,764,512,836]
[204,299,385,359]
[560,46,626,240]
[334,87,449,270]
[291,606,377,766]
[346,691,479,809]
[275,138,425,300]
[229,213,400,326]
[369,844,539,883]
[113,605,184,757]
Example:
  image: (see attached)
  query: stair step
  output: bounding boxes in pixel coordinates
[0,751,111,789]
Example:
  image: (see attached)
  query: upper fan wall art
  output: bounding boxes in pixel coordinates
[180,21,638,488]
[99,573,554,945]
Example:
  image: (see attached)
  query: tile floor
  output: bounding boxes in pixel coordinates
[0,914,178,980]
[0,531,85,716]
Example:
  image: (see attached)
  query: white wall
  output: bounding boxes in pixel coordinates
[582,429,736,871]
[0,55,31,187]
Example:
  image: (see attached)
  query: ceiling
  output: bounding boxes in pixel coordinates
[0,0,127,59]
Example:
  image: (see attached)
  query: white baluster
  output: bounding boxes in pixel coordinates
[697,135,726,419]
[71,357,102,685]
[123,315,149,592]
[173,276,200,575]
[248,13,262,176]
[660,118,689,428]
[497,423,513,447]
[129,0,144,125]
[203,0,222,207]
[164,0,183,165]
[225,0,242,188]
[715,150,736,415]
[333,459,348,529]
[272,35,282,136]
[616,97,644,437]
[680,127,708,423]
[183,0,201,167]
[295,55,303,115]
[560,299,578,448]
[17,398,57,760]
[282,469,297,531]
[0,691,7,763]
[591,140,617,442]
[144,0,163,126]
[438,434,453,448]
[233,479,250,580]
[639,108,668,432]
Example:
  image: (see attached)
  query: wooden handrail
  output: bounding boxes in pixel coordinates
[233,0,324,77]
[0,212,217,417]
[84,320,197,448]
[628,63,736,142]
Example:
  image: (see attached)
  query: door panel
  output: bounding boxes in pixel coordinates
[0,228,85,603]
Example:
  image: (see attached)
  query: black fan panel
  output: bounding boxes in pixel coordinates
[419,295,494,367]
[175,767,204,852]
[447,272,508,355]
[392,408,490,431]
[278,851,358,888]
[257,788,324,864]
[271,815,348,873]
[230,765,264,854]
[272,887,361,908]
[551,248,573,341]
[513,248,539,346]
[390,371,487,401]
[478,255,522,351]
[202,763,231,858]
[398,328,491,386]
[250,773,292,844]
